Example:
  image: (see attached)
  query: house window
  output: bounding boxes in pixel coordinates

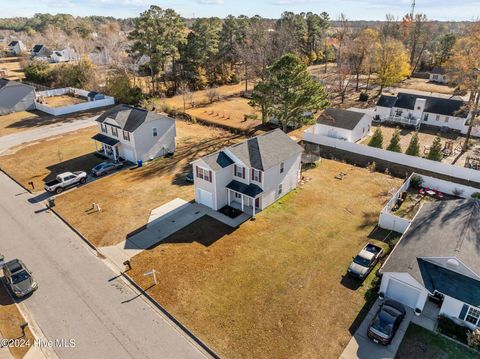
[234,165,245,179]
[445,116,449,123]
[424,114,429,122]
[251,169,262,182]
[153,128,158,137]
[234,192,241,199]
[280,162,284,174]
[101,124,107,133]
[436,115,440,121]
[278,184,283,195]
[123,131,130,141]
[196,166,212,182]
[465,307,480,326]
[111,127,118,137]
[395,109,403,116]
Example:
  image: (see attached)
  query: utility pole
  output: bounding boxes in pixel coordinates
[411,0,416,17]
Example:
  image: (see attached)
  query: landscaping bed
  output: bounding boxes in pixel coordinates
[396,323,478,359]
[128,159,401,359]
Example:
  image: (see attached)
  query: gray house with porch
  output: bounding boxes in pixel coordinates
[92,105,176,163]
[191,129,303,217]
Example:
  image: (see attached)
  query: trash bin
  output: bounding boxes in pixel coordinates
[48,197,56,208]
[137,160,143,168]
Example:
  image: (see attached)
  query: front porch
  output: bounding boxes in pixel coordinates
[225,180,263,218]
[92,133,120,161]
[387,115,421,129]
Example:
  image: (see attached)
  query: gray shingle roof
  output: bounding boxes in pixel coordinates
[32,44,44,53]
[381,199,480,306]
[376,92,468,118]
[201,151,234,171]
[316,108,366,130]
[227,129,303,171]
[96,105,171,132]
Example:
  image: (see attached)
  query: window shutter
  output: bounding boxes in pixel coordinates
[259,171,262,182]
[251,168,254,180]
[196,166,199,178]
[209,170,212,183]
[234,164,237,176]
[242,167,245,179]
[459,304,469,320]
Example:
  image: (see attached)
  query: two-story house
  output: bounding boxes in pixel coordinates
[7,41,26,55]
[374,92,469,132]
[92,105,176,163]
[191,129,304,216]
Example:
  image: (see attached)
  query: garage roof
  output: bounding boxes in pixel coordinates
[316,108,366,130]
[381,199,480,306]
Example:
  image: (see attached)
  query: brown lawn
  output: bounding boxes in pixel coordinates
[187,97,262,131]
[396,78,456,96]
[129,159,402,359]
[0,284,34,359]
[0,127,102,191]
[157,82,253,111]
[53,122,243,247]
[42,94,87,108]
[0,58,25,81]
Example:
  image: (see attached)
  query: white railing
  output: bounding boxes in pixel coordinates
[387,115,421,127]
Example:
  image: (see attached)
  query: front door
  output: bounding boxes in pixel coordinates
[255,197,260,208]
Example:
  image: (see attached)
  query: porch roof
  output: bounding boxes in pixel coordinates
[92,133,119,146]
[226,180,263,198]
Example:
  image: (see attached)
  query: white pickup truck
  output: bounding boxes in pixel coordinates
[348,243,383,279]
[44,171,87,194]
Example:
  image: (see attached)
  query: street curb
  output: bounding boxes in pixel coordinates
[0,167,33,194]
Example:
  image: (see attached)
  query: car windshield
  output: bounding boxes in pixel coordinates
[372,310,394,336]
[94,164,105,170]
[12,270,30,284]
[353,255,371,267]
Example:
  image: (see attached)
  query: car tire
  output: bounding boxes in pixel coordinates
[55,187,63,194]
[80,178,87,184]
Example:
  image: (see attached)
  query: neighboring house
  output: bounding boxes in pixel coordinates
[0,78,35,115]
[92,105,176,163]
[50,48,78,63]
[31,44,50,58]
[7,41,26,55]
[429,67,449,84]
[191,129,303,216]
[307,108,372,143]
[379,199,480,329]
[374,92,470,132]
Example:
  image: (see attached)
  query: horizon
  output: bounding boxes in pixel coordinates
[0,0,479,21]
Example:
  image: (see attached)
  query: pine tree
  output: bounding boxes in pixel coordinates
[387,128,402,152]
[368,127,384,148]
[405,131,420,156]
[427,136,443,161]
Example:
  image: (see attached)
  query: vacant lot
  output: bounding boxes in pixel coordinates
[0,127,101,190]
[0,283,34,359]
[396,324,478,359]
[396,78,456,96]
[187,97,262,132]
[53,121,242,247]
[157,82,253,111]
[129,159,401,359]
[42,94,86,108]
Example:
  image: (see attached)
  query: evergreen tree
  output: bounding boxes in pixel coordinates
[405,132,420,156]
[427,136,443,161]
[368,127,384,148]
[387,128,402,152]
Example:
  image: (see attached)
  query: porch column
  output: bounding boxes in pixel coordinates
[103,144,108,157]
[227,190,231,206]
[113,146,118,161]
[252,197,255,218]
[241,195,244,211]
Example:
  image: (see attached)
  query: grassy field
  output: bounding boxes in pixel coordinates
[42,94,86,108]
[0,127,101,190]
[128,159,401,359]
[0,283,34,359]
[0,57,25,81]
[187,97,262,132]
[396,78,456,95]
[53,121,243,247]
[396,323,479,359]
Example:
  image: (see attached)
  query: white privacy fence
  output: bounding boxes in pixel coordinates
[35,87,114,116]
[302,130,480,185]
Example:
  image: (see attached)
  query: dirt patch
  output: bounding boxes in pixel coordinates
[53,121,244,247]
[128,159,401,359]
[41,94,87,108]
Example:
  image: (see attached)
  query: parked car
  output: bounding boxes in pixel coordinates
[185,172,194,183]
[2,259,37,298]
[91,161,123,177]
[348,243,383,279]
[367,299,406,345]
[44,171,87,194]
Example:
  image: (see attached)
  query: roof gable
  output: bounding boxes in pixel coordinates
[96,105,172,132]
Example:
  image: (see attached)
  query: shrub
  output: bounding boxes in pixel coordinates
[206,87,220,104]
[453,188,465,197]
[437,315,471,344]
[23,60,53,85]
[427,135,443,161]
[467,328,480,349]
[105,71,143,106]
[368,128,383,148]
[387,128,402,152]
[410,174,424,188]
[405,131,420,156]
[472,192,480,199]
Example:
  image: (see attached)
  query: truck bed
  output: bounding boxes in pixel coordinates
[364,243,382,254]
[45,179,60,187]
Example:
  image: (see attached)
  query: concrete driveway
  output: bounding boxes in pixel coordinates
[340,299,413,359]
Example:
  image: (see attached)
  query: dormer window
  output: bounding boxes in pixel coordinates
[234,164,245,179]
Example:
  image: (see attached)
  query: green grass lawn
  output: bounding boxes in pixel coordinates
[396,323,479,359]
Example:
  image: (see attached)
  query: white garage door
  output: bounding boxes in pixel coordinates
[123,148,135,163]
[197,189,213,208]
[386,279,421,309]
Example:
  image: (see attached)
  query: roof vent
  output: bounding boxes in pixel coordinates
[446,258,460,268]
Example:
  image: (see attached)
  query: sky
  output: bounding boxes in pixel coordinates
[0,0,479,21]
